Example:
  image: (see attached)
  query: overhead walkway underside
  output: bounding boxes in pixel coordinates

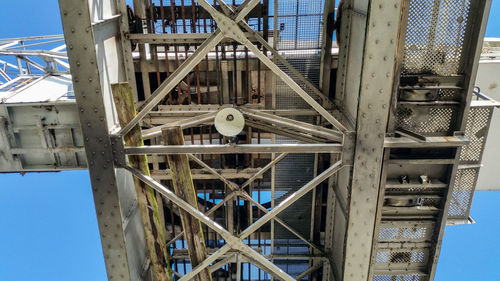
[0,0,495,281]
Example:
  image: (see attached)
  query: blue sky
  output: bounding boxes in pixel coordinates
[0,1,499,281]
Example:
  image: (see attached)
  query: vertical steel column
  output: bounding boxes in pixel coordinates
[334,0,368,120]
[58,1,132,280]
[326,0,369,278]
[342,1,406,280]
[319,0,336,95]
[134,0,152,99]
[117,0,139,102]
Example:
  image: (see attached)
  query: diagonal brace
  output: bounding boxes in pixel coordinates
[125,165,297,281]
[119,30,224,136]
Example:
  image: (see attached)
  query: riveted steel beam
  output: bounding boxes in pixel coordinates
[58,0,135,280]
[342,1,406,280]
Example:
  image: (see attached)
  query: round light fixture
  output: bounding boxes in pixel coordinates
[214,108,245,137]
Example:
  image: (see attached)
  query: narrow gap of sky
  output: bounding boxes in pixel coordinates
[0,1,499,281]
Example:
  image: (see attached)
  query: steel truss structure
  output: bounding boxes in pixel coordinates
[0,0,496,281]
[0,35,69,83]
[58,0,349,280]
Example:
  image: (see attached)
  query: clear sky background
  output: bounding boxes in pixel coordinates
[0,1,499,281]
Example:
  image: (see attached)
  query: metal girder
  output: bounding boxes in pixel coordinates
[342,1,406,281]
[334,0,369,123]
[319,0,336,96]
[143,107,342,143]
[123,144,343,154]
[10,146,85,154]
[0,49,67,59]
[246,119,329,144]
[151,169,263,180]
[146,107,321,124]
[127,32,262,44]
[384,135,469,148]
[58,0,133,280]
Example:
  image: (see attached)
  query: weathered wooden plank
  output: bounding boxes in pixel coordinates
[111,82,172,281]
[163,126,212,281]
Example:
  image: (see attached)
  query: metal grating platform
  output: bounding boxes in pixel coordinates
[403,0,471,76]
[395,105,458,136]
[448,101,497,220]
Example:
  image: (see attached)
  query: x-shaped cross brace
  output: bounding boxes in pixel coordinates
[126,159,343,281]
[118,0,347,137]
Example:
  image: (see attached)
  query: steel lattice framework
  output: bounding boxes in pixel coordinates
[0,0,494,281]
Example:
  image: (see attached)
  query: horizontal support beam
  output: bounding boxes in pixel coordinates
[128,32,262,44]
[151,4,264,22]
[387,159,457,165]
[0,49,67,59]
[245,120,328,143]
[151,169,263,180]
[172,252,325,261]
[384,135,469,148]
[123,144,343,155]
[158,109,320,117]
[10,146,85,154]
